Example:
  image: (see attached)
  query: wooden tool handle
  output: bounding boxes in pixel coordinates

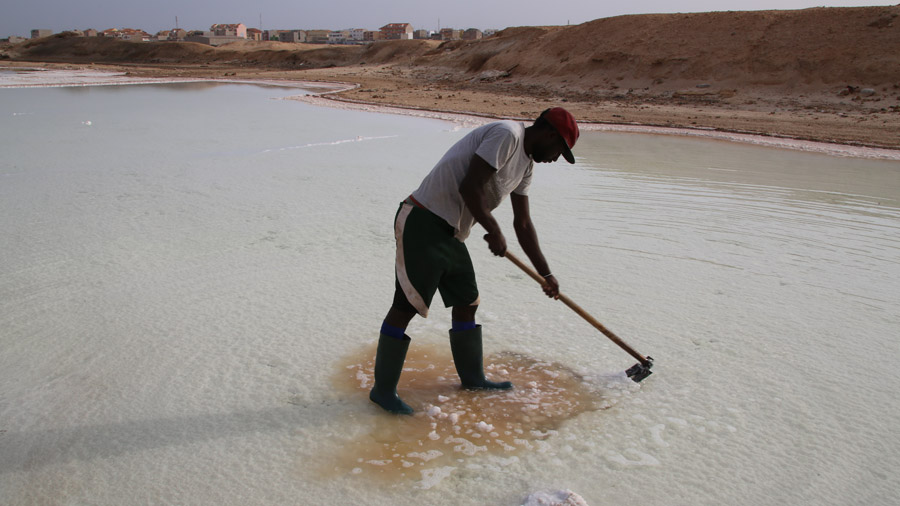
[504,251,650,365]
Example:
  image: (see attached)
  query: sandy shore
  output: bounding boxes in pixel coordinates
[3,60,899,160]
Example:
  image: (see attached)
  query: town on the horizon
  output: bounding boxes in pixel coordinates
[5,22,499,46]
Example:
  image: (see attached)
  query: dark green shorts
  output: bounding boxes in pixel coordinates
[393,202,479,317]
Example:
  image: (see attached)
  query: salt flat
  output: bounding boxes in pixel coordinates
[2,77,899,505]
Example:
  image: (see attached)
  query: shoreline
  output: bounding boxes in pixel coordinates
[3,63,899,161]
[293,93,900,161]
[0,66,355,93]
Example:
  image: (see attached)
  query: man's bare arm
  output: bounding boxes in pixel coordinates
[511,192,559,298]
[459,155,506,256]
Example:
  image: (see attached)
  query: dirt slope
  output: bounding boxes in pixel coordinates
[417,6,900,93]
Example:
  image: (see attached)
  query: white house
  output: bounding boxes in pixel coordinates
[210,23,247,38]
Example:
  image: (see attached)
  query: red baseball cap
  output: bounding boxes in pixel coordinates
[543,107,579,163]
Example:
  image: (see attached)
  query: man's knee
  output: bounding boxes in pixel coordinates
[385,306,416,328]
[452,304,479,322]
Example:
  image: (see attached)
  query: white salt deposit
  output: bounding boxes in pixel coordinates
[408,450,444,462]
[0,68,351,93]
[0,68,197,87]
[1,70,899,505]
[522,489,589,506]
[418,466,456,490]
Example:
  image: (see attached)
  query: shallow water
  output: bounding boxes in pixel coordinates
[329,342,635,485]
[1,81,899,505]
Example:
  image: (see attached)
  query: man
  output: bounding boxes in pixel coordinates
[370,107,579,414]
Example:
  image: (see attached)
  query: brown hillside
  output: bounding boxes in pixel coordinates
[413,6,900,93]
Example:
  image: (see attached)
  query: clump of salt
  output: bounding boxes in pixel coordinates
[427,406,442,417]
[475,421,494,432]
[522,489,588,506]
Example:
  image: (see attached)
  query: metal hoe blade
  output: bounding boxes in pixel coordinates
[625,357,654,383]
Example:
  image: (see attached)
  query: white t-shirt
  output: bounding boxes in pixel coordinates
[410,121,533,241]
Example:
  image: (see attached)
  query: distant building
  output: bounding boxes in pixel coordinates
[380,23,413,40]
[280,30,307,43]
[31,29,53,39]
[184,34,211,45]
[181,23,247,46]
[123,30,150,42]
[439,28,461,41]
[99,28,150,41]
[483,29,498,37]
[184,30,240,46]
[462,29,483,40]
[364,31,384,42]
[305,30,330,44]
[328,30,350,44]
[8,35,27,44]
[348,28,366,42]
[84,28,98,37]
[168,29,187,41]
[413,29,430,40]
[211,23,247,38]
[247,28,262,41]
[99,28,141,40]
[152,30,185,42]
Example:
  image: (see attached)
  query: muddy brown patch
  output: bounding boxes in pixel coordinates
[326,341,628,483]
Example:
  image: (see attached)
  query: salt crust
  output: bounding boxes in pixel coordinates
[522,489,590,506]
[0,68,348,93]
[418,466,456,490]
[4,69,899,505]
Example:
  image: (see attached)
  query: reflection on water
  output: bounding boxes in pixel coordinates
[555,132,900,308]
[578,132,900,201]
[328,342,635,485]
[58,81,230,94]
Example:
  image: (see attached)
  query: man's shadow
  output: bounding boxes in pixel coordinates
[0,398,349,474]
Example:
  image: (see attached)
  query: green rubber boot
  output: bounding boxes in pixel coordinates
[449,325,513,390]
[369,333,414,415]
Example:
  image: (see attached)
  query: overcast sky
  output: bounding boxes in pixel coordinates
[4,1,895,37]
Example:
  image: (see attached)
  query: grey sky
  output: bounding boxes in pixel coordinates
[3,1,894,38]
